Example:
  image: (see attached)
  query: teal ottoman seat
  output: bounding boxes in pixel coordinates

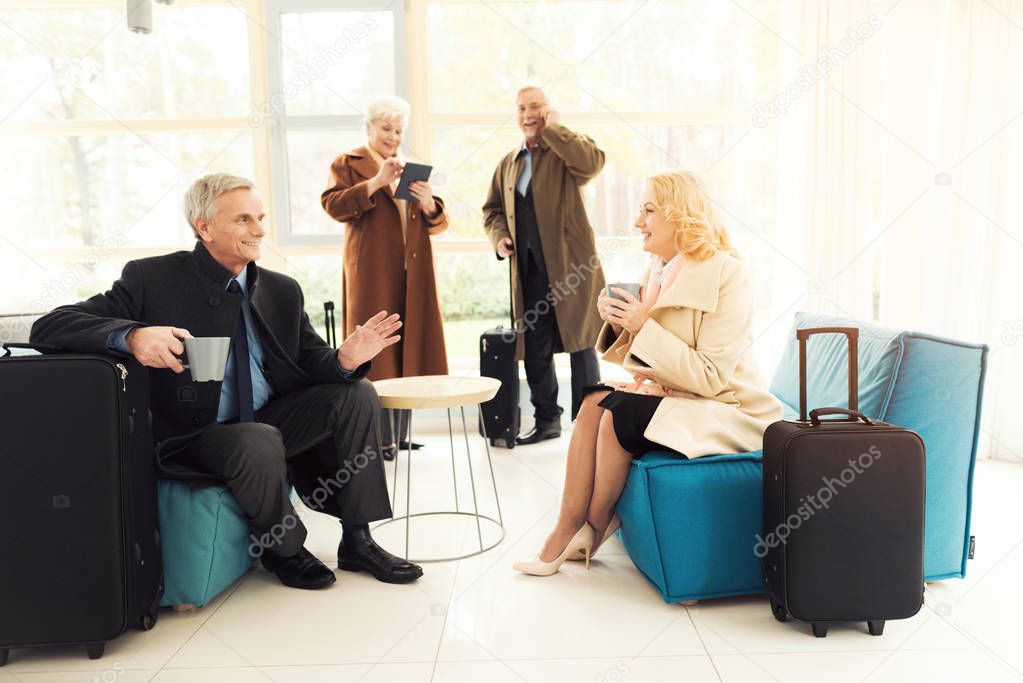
[157,481,256,608]
[617,312,988,603]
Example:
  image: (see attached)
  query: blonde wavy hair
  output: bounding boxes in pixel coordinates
[648,171,737,261]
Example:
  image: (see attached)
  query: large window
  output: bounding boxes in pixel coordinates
[423,0,781,241]
[3,0,783,365]
[0,1,259,316]
[265,0,784,363]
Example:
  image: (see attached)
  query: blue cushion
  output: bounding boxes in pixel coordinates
[770,312,902,419]
[618,451,764,603]
[620,313,988,603]
[157,481,255,608]
[878,332,988,580]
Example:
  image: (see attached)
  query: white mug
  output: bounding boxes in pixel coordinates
[182,337,231,382]
[606,282,642,302]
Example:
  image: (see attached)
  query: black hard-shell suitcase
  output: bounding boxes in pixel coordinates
[479,326,520,448]
[761,327,925,638]
[479,261,520,448]
[0,346,163,664]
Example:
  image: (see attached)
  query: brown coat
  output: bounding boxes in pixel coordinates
[482,122,607,361]
[321,147,449,381]
[597,251,783,457]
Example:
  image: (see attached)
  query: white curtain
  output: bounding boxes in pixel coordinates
[760,0,1022,460]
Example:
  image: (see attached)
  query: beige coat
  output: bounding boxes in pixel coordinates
[597,251,782,457]
[482,122,606,360]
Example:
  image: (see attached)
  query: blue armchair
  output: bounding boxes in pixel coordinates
[616,312,989,603]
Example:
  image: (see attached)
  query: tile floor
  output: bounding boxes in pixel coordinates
[3,425,1022,682]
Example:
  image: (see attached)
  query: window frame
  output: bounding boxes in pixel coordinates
[264,0,410,248]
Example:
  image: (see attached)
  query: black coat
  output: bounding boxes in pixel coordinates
[30,242,370,476]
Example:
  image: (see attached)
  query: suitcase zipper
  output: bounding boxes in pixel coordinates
[112,361,133,634]
[115,363,128,392]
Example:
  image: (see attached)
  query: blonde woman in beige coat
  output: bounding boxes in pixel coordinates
[514,171,783,576]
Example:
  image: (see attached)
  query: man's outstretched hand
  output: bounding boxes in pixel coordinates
[338,311,402,371]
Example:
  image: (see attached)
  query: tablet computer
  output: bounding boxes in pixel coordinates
[394,162,433,201]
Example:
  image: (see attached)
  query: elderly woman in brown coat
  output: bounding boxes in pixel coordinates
[321,95,449,458]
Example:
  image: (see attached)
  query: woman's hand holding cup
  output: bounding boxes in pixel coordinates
[605,286,650,335]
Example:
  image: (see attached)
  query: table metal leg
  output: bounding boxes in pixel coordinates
[370,397,505,563]
[479,406,505,527]
[459,406,485,554]
[447,408,460,513]
[389,410,398,517]
[405,412,414,560]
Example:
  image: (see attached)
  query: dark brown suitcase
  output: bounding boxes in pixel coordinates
[761,327,925,637]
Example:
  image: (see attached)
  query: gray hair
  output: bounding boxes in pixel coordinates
[183,173,254,237]
[363,94,410,127]
[516,85,549,104]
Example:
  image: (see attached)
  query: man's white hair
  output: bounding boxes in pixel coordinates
[516,85,549,104]
[363,94,411,126]
[183,173,255,237]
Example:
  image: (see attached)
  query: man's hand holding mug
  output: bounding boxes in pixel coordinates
[126,326,192,373]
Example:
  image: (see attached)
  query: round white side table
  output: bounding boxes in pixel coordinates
[372,375,505,562]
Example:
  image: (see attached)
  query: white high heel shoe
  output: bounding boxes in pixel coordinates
[570,514,620,561]
[513,524,596,576]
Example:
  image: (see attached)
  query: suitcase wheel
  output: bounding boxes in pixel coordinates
[86,642,105,660]
[0,648,8,667]
[811,623,828,638]
[770,600,789,623]
[141,610,157,631]
[867,620,885,636]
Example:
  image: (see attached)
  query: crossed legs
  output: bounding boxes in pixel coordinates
[537,389,634,562]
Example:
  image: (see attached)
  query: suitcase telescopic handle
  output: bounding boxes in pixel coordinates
[323,301,337,349]
[809,407,872,427]
[507,257,515,331]
[796,326,859,421]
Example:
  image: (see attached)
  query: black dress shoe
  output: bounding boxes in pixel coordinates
[382,445,396,461]
[398,440,425,450]
[516,424,561,445]
[338,525,423,584]
[260,547,336,590]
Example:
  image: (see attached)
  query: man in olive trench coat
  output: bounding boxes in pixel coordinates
[483,86,607,444]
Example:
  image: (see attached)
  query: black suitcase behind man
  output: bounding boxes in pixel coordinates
[479,326,520,448]
[761,327,925,638]
[479,261,520,448]
[0,347,163,664]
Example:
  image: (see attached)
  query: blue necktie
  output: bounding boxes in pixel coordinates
[228,279,255,423]
[516,147,532,196]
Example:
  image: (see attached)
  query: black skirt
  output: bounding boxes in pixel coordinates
[582,384,687,459]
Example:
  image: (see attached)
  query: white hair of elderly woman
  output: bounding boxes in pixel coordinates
[183,173,255,236]
[363,94,411,126]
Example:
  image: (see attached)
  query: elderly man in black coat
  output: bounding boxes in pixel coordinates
[31,173,422,589]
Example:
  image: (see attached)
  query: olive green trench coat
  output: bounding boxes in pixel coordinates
[482,122,607,360]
